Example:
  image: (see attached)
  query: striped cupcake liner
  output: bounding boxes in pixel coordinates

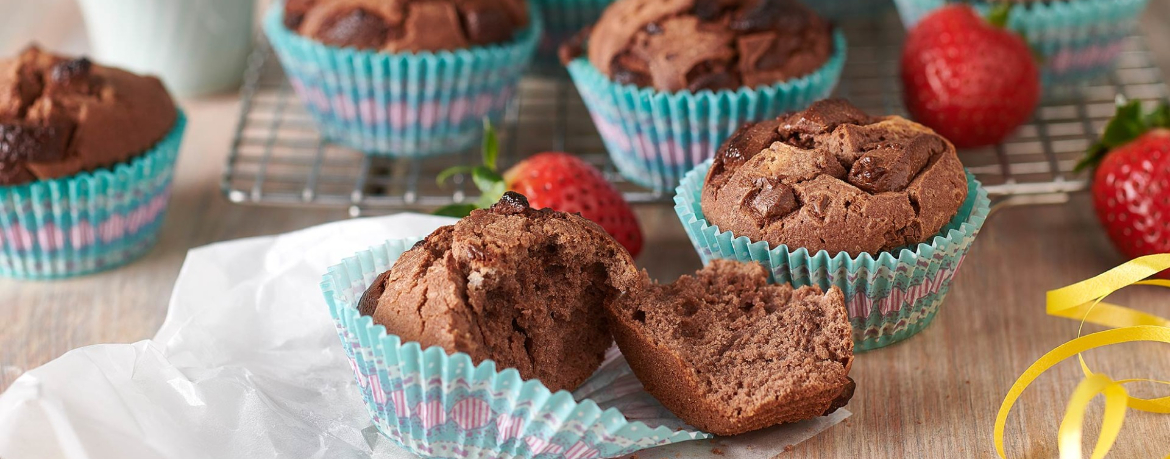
[0,113,185,279]
[893,0,1149,85]
[529,0,615,77]
[566,30,846,193]
[263,1,542,158]
[673,160,990,352]
[321,240,709,459]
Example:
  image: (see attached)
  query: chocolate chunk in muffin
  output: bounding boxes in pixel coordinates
[360,192,643,393]
[286,0,530,52]
[607,259,855,435]
[701,99,969,256]
[0,46,177,186]
[577,0,833,92]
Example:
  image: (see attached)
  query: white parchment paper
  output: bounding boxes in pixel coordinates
[0,214,847,459]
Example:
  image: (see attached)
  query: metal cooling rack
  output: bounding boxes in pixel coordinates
[223,13,1170,216]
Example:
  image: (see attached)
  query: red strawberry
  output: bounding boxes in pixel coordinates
[437,122,644,257]
[504,152,644,257]
[1080,100,1170,277]
[900,4,1040,148]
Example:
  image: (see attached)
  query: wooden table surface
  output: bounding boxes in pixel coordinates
[3,2,1170,457]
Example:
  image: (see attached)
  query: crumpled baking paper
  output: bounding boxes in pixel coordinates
[0,214,848,459]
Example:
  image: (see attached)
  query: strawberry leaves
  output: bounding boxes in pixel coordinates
[434,119,508,217]
[1078,98,1170,172]
[433,203,479,217]
[985,3,1012,29]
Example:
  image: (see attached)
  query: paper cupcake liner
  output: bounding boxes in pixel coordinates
[673,160,990,352]
[566,30,846,193]
[321,240,709,459]
[893,0,1149,85]
[529,0,615,77]
[0,113,185,280]
[263,2,541,158]
[808,0,895,21]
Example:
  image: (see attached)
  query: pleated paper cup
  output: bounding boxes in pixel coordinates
[528,0,615,77]
[893,0,1149,85]
[263,1,541,158]
[566,30,846,193]
[321,240,709,459]
[673,160,990,352]
[0,113,186,279]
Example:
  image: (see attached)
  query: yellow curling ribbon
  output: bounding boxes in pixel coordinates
[995,254,1170,459]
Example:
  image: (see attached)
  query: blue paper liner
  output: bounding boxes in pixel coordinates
[673,160,990,352]
[263,1,542,157]
[0,113,186,279]
[893,0,1149,85]
[321,240,709,459]
[566,30,846,193]
[529,0,615,77]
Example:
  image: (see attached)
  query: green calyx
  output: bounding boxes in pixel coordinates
[982,4,1044,63]
[434,119,507,217]
[1077,98,1170,172]
[986,3,1012,29]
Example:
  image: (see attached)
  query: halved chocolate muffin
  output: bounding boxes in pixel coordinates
[607,259,855,435]
[360,192,643,393]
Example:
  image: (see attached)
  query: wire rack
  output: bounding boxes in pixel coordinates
[223,13,1170,216]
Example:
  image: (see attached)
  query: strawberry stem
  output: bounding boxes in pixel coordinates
[1077,98,1170,172]
[482,118,499,171]
[435,118,508,216]
[986,3,1012,29]
[434,203,479,218]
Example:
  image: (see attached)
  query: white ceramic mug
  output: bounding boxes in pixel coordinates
[77,0,256,97]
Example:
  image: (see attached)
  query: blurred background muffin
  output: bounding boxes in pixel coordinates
[529,0,616,77]
[265,0,541,157]
[563,0,846,192]
[585,0,834,92]
[283,0,528,51]
[0,46,186,278]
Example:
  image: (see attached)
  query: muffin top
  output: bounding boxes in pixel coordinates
[360,192,643,392]
[700,99,969,256]
[0,46,177,186]
[284,0,530,52]
[583,0,832,92]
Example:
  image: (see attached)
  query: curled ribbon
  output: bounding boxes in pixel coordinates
[994,254,1170,459]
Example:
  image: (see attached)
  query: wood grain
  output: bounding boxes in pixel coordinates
[2,1,1170,457]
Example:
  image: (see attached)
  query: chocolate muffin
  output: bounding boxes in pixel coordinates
[607,259,855,435]
[284,0,530,52]
[360,192,643,393]
[583,0,833,92]
[701,99,968,256]
[0,46,177,186]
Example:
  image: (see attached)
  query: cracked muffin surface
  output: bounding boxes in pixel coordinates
[284,0,530,52]
[584,0,832,92]
[700,99,968,256]
[359,192,643,393]
[0,46,177,186]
